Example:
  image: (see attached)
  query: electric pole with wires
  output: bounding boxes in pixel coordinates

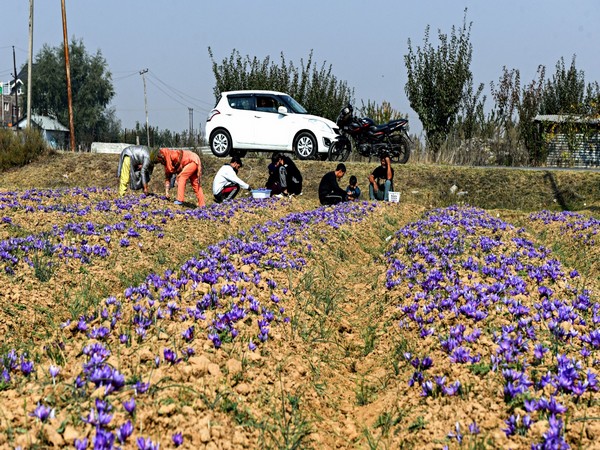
[188,107,193,143]
[139,68,150,147]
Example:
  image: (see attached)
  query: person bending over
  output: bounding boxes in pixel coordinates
[212,157,252,203]
[117,145,153,196]
[157,148,206,207]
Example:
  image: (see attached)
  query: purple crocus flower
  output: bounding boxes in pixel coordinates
[447,422,462,443]
[163,348,179,365]
[421,380,434,397]
[181,326,194,342]
[123,398,136,415]
[20,360,34,376]
[136,436,160,450]
[468,421,480,435]
[172,432,184,447]
[30,403,54,422]
[74,437,89,450]
[116,420,134,444]
[49,365,60,379]
[93,428,115,449]
[134,380,150,395]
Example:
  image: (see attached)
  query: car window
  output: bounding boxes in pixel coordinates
[255,96,279,113]
[228,95,253,110]
[280,95,308,114]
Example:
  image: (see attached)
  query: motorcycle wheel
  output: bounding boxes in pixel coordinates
[389,133,411,164]
[328,140,351,162]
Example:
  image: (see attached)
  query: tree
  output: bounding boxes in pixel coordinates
[208,48,352,121]
[539,56,587,115]
[404,9,475,158]
[454,77,486,141]
[518,66,546,165]
[25,38,115,148]
[488,67,524,165]
[359,100,406,125]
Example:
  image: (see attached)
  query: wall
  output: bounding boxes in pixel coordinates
[546,133,600,168]
[90,142,131,154]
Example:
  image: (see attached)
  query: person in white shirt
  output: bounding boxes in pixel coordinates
[212,157,252,203]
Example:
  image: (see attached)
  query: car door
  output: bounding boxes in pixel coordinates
[252,95,292,150]
[224,94,255,146]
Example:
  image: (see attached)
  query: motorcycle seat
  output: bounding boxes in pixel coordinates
[371,119,408,133]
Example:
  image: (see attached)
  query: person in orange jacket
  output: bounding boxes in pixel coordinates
[156,148,206,207]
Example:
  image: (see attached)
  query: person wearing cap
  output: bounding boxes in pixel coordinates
[156,148,206,207]
[117,145,153,196]
[318,163,353,205]
[212,157,252,203]
[272,153,303,197]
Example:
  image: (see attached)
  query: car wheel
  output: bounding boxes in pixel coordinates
[210,129,232,157]
[293,131,317,160]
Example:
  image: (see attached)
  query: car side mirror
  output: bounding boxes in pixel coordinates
[278,106,288,115]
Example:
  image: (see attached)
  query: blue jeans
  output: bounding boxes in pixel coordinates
[369,180,392,201]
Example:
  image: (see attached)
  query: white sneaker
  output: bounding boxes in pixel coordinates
[275,194,284,198]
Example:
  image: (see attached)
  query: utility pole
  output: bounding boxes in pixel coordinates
[12,46,18,128]
[188,107,193,143]
[1,82,4,127]
[61,0,75,151]
[139,69,150,147]
[27,0,34,129]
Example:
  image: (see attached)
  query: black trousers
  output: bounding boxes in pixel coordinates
[320,194,344,205]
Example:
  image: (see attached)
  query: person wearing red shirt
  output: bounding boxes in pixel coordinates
[157,148,206,207]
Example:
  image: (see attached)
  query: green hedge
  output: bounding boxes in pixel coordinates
[0,128,48,171]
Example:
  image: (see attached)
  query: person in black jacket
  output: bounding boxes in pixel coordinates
[368,153,394,201]
[273,153,303,196]
[265,159,283,196]
[318,163,354,205]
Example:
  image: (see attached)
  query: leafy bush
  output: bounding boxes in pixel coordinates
[0,128,49,171]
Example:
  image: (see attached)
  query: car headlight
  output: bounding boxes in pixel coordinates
[310,119,333,134]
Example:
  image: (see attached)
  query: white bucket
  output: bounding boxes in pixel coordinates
[251,189,271,199]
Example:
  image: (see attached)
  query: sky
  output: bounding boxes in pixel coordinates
[2,0,599,139]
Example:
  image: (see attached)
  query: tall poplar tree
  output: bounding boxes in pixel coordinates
[404,9,475,157]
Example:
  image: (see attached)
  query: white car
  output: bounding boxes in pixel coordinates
[205,90,339,160]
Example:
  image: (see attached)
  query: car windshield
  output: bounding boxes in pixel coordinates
[278,95,308,114]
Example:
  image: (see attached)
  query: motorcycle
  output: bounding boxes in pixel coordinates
[328,104,411,163]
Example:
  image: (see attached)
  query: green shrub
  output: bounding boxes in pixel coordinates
[0,128,48,171]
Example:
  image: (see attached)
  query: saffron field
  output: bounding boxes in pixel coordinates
[0,185,599,449]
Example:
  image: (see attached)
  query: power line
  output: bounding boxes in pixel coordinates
[112,71,139,81]
[147,70,214,107]
[146,76,211,114]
